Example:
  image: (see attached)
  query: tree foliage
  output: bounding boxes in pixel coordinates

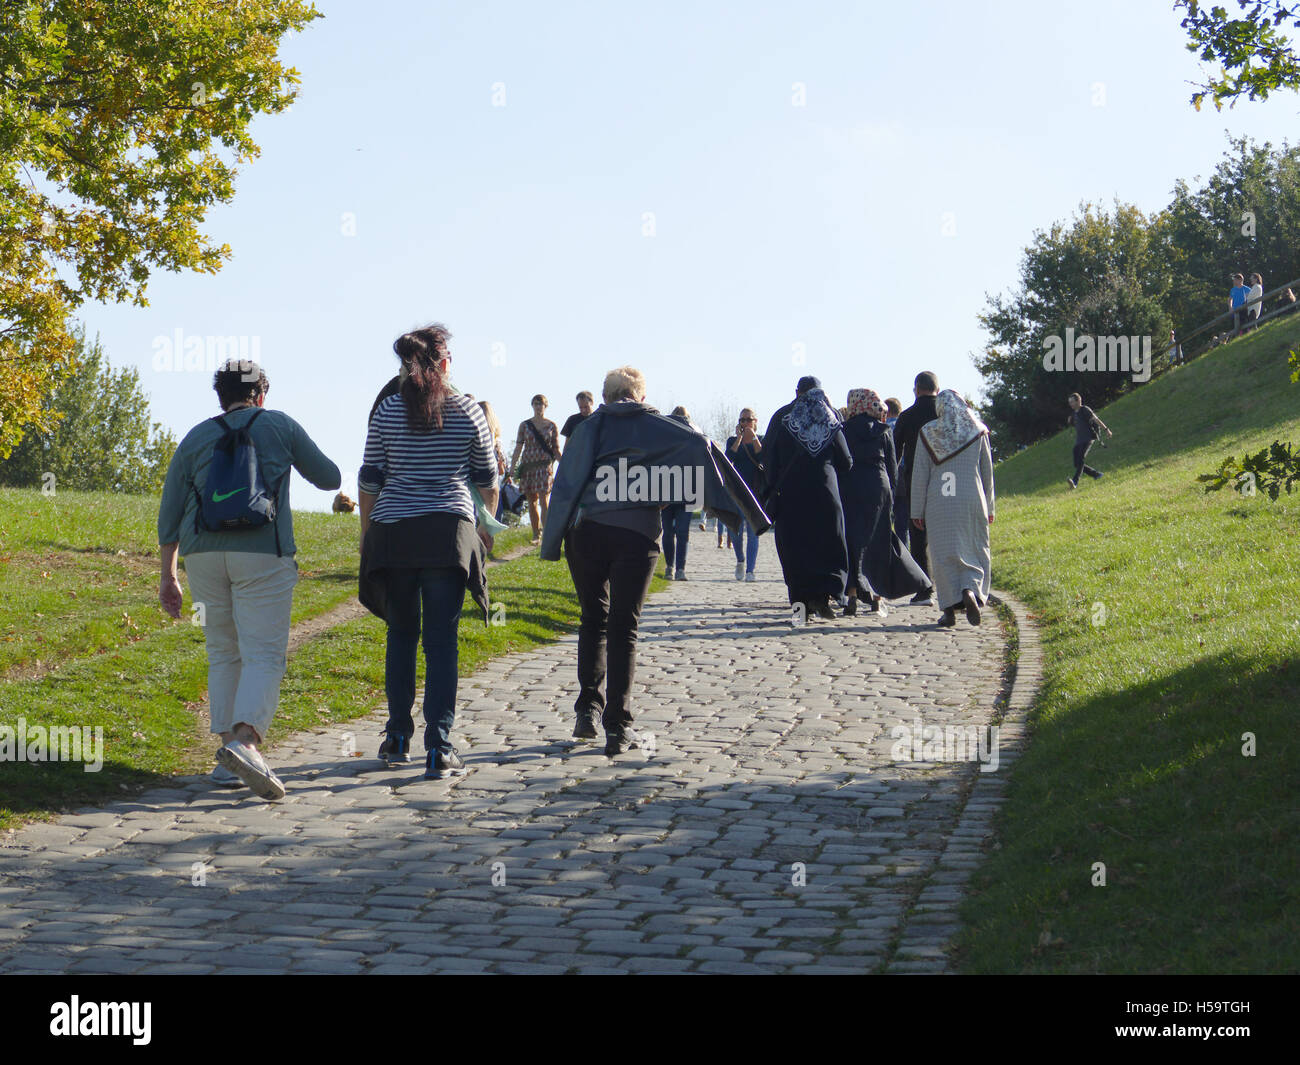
[1177,0,1300,110]
[0,328,177,493]
[1198,440,1300,498]
[974,203,1171,456]
[0,0,321,457]
[976,137,1300,452]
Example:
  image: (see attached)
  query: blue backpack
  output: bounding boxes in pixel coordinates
[195,409,283,554]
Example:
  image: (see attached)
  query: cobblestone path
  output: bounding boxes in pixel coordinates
[0,535,1014,974]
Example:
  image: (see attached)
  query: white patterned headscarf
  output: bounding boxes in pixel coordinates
[919,389,988,464]
[783,387,842,456]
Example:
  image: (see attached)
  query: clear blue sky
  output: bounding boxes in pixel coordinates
[80,0,1300,510]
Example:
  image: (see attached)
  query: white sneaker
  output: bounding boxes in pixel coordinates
[211,762,243,789]
[664,569,674,581]
[675,569,687,581]
[735,563,744,581]
[745,571,756,582]
[217,740,285,801]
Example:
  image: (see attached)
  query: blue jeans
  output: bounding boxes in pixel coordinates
[731,519,759,572]
[383,566,466,753]
[660,506,693,572]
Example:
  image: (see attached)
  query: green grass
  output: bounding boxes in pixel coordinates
[957,316,1300,973]
[0,495,612,829]
[0,490,363,677]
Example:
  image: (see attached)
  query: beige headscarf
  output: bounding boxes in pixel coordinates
[919,389,988,464]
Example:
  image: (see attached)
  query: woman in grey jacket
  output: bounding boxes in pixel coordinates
[542,368,769,755]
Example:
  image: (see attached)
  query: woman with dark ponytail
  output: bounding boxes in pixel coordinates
[358,324,499,780]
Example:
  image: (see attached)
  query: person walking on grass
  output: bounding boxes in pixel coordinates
[358,325,498,780]
[909,390,994,629]
[1066,392,1112,489]
[157,360,341,799]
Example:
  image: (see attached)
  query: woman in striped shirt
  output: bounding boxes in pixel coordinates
[358,324,498,780]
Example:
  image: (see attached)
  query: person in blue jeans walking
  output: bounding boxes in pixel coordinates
[661,406,699,580]
[358,324,498,780]
[726,408,764,581]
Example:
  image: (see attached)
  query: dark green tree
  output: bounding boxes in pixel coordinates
[974,203,1171,456]
[0,329,176,493]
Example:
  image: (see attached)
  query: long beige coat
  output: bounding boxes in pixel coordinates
[909,433,994,609]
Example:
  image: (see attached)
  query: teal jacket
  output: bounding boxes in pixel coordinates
[158,405,341,556]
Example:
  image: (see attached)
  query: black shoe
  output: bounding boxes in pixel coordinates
[938,609,957,628]
[378,733,410,764]
[424,747,467,780]
[962,589,982,626]
[843,598,858,617]
[604,730,640,757]
[813,598,836,620]
[572,711,599,740]
[910,591,935,606]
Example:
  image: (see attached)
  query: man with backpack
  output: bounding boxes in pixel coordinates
[157,359,340,799]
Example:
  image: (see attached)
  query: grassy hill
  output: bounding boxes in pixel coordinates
[958,315,1300,973]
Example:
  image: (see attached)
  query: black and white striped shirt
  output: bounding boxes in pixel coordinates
[360,393,497,523]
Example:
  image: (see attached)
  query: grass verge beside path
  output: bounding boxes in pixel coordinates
[0,498,610,830]
[0,489,364,678]
[956,317,1300,974]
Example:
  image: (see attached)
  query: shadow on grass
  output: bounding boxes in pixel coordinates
[957,649,1300,974]
[0,760,176,823]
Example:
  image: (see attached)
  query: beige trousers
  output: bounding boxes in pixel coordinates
[184,552,298,739]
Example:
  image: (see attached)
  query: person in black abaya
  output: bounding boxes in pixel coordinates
[840,388,932,617]
[761,376,852,621]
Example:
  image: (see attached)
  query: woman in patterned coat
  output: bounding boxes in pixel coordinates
[908,390,994,627]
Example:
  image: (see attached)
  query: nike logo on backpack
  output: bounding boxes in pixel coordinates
[212,487,247,502]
